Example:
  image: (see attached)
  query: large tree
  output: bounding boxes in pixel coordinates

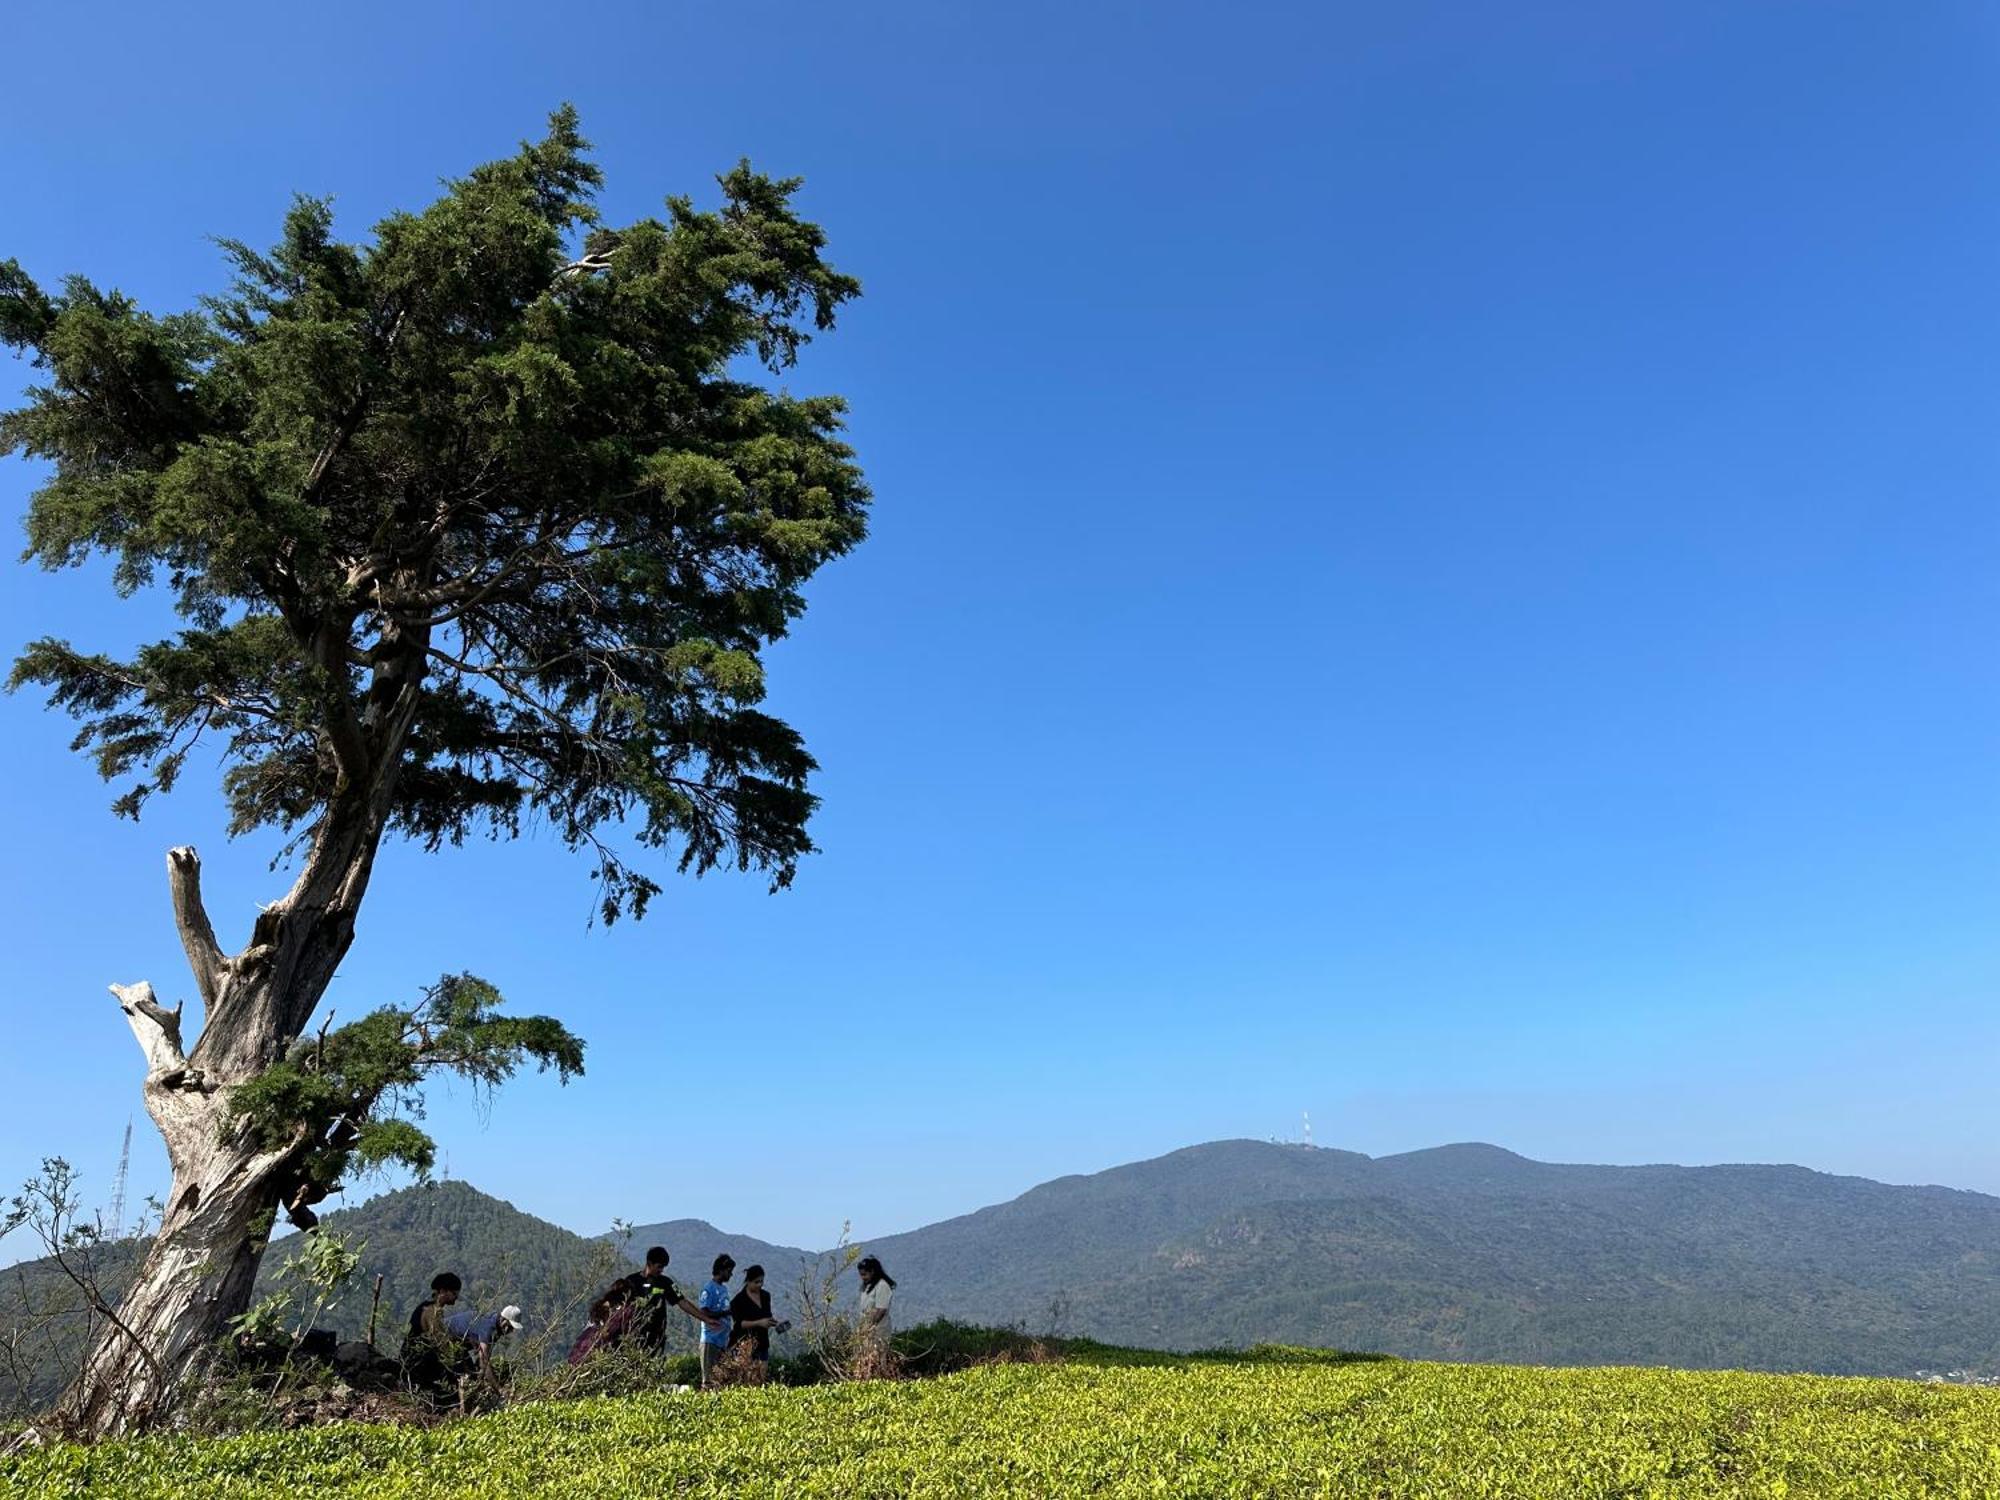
[0,108,868,1434]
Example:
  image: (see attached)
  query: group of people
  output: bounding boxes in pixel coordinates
[397,1247,899,1394]
[399,1272,523,1389]
[567,1247,785,1384]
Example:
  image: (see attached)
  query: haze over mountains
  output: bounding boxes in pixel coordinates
[9,1139,2000,1410]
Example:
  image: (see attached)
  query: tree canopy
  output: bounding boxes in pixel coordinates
[0,106,872,1435]
[1,106,868,921]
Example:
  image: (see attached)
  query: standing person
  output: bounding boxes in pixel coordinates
[400,1271,462,1389]
[728,1264,787,1370]
[698,1255,735,1386]
[857,1256,896,1347]
[629,1245,721,1355]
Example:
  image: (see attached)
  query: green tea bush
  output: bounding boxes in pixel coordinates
[891,1318,1059,1377]
[8,1350,2000,1497]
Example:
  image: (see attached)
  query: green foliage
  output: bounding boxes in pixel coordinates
[228,1231,364,1349]
[222,1295,288,1348]
[224,975,583,1200]
[10,1351,2000,1497]
[888,1318,1060,1378]
[0,105,868,918]
[264,1181,624,1353]
[1,1182,626,1413]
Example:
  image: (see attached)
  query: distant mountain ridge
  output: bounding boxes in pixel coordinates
[605,1218,812,1285]
[9,1140,2000,1412]
[859,1140,2000,1374]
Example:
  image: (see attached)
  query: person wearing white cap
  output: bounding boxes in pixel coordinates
[444,1302,524,1382]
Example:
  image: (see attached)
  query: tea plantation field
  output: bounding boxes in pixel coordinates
[8,1346,2000,1498]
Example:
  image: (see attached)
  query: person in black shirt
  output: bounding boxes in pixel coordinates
[400,1271,463,1388]
[627,1245,721,1354]
[727,1264,786,1366]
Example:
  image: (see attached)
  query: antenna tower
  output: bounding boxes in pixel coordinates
[1301,1110,1313,1149]
[108,1117,133,1239]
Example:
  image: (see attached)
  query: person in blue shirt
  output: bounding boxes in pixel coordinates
[443,1302,523,1384]
[697,1255,735,1387]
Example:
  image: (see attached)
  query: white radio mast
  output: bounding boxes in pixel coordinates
[1301,1110,1313,1148]
[108,1117,133,1239]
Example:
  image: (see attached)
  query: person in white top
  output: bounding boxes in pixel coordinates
[856,1255,896,1345]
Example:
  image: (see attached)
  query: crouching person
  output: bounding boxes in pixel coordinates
[400,1271,463,1393]
[443,1303,524,1409]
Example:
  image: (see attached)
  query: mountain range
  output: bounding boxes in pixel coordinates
[8,1139,1999,1411]
[459,1140,2000,1374]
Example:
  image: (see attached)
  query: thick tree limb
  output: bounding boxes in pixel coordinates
[165,847,225,1011]
[110,981,186,1081]
[309,616,372,780]
[556,250,614,280]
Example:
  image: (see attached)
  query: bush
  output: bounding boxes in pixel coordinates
[12,1351,2000,1497]
[891,1320,1061,1378]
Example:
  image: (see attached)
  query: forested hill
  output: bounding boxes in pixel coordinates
[11,1142,2000,1411]
[605,1219,812,1287]
[293,1181,630,1339]
[0,1182,634,1411]
[865,1140,2000,1375]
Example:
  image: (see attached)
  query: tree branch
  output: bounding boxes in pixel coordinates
[303,307,405,500]
[556,250,615,280]
[109,981,187,1082]
[165,847,225,1012]
[310,615,372,779]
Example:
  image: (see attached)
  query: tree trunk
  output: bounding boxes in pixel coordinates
[62,842,371,1437]
[62,1072,290,1435]
[65,626,425,1436]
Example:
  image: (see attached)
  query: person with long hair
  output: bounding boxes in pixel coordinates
[856,1255,896,1346]
[568,1275,638,1365]
[728,1264,787,1370]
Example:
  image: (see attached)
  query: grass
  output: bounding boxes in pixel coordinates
[7,1343,2000,1497]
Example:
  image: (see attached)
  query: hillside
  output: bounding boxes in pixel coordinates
[9,1346,1999,1497]
[0,1182,632,1413]
[11,1139,2000,1413]
[864,1141,2000,1375]
[605,1219,811,1289]
[288,1180,631,1341]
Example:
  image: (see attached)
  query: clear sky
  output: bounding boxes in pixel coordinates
[2,1,1997,1255]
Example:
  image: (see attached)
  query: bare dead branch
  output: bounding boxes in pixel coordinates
[109,982,186,1082]
[556,250,615,279]
[165,847,225,1012]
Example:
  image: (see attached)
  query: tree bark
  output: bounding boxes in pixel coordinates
[62,1036,291,1436]
[62,839,378,1437]
[65,623,426,1436]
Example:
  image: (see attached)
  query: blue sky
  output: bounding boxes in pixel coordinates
[2,1,1997,1254]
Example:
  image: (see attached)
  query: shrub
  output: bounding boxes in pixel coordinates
[11,1352,2000,1497]
[891,1319,1061,1378]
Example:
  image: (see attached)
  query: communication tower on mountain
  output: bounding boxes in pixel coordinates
[107,1117,132,1240]
[1301,1110,1313,1148]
